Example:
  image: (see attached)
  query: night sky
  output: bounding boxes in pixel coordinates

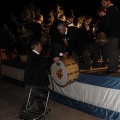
[0,0,120,26]
[33,0,101,20]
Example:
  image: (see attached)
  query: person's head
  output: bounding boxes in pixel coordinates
[97,6,106,17]
[31,41,42,53]
[84,16,92,24]
[35,14,44,23]
[59,14,66,21]
[67,14,75,23]
[101,0,111,9]
[57,22,67,34]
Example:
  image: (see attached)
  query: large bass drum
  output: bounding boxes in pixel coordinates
[51,57,80,87]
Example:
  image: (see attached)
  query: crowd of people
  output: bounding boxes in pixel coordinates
[18,0,120,117]
[50,0,120,73]
[4,0,119,74]
[48,1,120,72]
[1,0,120,73]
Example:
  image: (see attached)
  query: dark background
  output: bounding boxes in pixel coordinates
[0,0,120,25]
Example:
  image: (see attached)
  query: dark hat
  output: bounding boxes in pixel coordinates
[85,16,92,20]
[67,14,75,18]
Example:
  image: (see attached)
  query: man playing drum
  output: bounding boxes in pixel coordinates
[50,21,80,86]
[56,21,81,66]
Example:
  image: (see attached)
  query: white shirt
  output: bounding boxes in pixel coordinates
[107,4,113,8]
[32,50,39,55]
[65,27,68,35]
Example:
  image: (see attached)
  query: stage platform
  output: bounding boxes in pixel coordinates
[49,67,120,120]
[1,60,120,119]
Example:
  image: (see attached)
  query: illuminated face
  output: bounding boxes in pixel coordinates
[101,0,108,8]
[85,19,92,24]
[61,16,66,21]
[36,43,42,53]
[68,18,74,23]
[40,15,44,22]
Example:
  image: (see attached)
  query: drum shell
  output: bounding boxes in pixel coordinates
[62,57,79,82]
[51,57,79,86]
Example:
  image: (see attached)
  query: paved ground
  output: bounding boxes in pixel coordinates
[0,76,100,120]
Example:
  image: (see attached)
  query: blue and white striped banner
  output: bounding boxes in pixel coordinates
[49,73,120,120]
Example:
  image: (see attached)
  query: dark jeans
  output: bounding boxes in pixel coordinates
[72,51,80,67]
[107,37,119,72]
[82,47,92,69]
[92,43,108,67]
[20,85,45,112]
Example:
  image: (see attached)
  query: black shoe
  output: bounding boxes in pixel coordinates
[86,67,92,70]
[92,65,98,68]
[101,63,107,67]
[104,71,117,74]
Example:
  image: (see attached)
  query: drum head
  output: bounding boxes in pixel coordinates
[51,60,68,86]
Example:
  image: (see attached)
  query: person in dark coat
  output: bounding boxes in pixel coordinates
[101,0,120,73]
[65,14,75,27]
[49,14,67,62]
[57,22,81,66]
[92,6,108,68]
[32,14,44,42]
[76,16,93,69]
[49,14,66,44]
[20,41,50,113]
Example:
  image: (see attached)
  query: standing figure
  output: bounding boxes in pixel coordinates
[66,14,75,27]
[57,22,81,66]
[101,0,120,73]
[92,6,108,68]
[32,14,44,42]
[79,16,93,69]
[49,14,67,62]
[20,41,50,113]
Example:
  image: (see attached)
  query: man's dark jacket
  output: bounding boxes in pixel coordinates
[24,51,50,86]
[103,5,120,37]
